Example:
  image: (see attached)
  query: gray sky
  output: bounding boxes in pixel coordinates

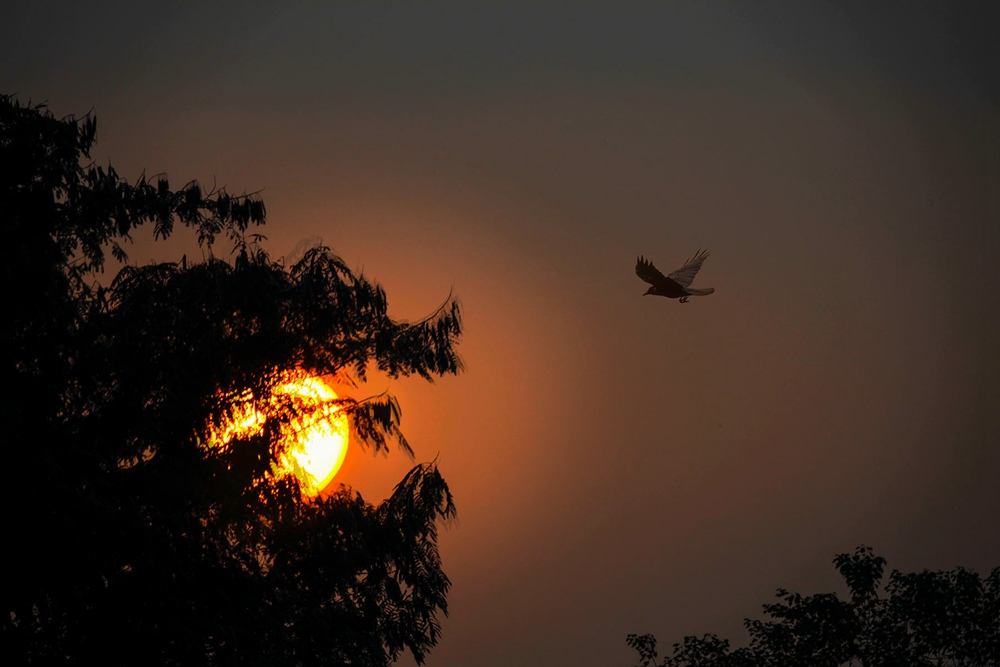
[4,3,998,665]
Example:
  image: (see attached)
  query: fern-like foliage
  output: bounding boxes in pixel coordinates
[3,94,462,666]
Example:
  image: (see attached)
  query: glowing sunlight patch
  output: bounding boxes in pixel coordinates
[205,372,349,497]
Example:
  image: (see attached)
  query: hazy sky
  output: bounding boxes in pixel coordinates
[4,3,998,665]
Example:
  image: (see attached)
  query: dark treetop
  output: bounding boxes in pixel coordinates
[627,546,1000,667]
[2,94,463,667]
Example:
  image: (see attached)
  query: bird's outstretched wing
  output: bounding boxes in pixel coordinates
[667,249,710,287]
[635,255,672,288]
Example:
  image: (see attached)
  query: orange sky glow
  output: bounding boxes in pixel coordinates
[4,4,997,666]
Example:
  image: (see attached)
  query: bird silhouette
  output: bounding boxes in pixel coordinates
[635,249,715,303]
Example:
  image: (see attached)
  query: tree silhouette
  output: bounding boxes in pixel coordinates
[627,546,1000,667]
[2,94,463,666]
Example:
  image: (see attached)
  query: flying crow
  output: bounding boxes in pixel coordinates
[635,250,715,303]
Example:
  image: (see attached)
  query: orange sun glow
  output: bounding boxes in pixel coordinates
[205,373,349,497]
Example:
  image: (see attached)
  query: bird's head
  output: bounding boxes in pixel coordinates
[642,286,656,296]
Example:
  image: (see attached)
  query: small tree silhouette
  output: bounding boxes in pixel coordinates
[627,546,1000,667]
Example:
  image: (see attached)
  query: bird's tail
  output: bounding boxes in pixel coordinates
[686,287,715,296]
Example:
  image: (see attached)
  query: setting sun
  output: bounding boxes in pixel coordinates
[205,372,349,496]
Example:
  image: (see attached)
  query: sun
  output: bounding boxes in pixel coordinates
[205,372,349,497]
[273,375,349,496]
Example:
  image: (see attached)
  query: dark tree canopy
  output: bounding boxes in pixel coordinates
[627,546,1000,667]
[2,94,463,666]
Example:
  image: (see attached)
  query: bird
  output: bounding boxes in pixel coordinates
[635,249,715,303]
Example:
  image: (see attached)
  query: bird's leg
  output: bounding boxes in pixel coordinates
[680,296,689,303]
